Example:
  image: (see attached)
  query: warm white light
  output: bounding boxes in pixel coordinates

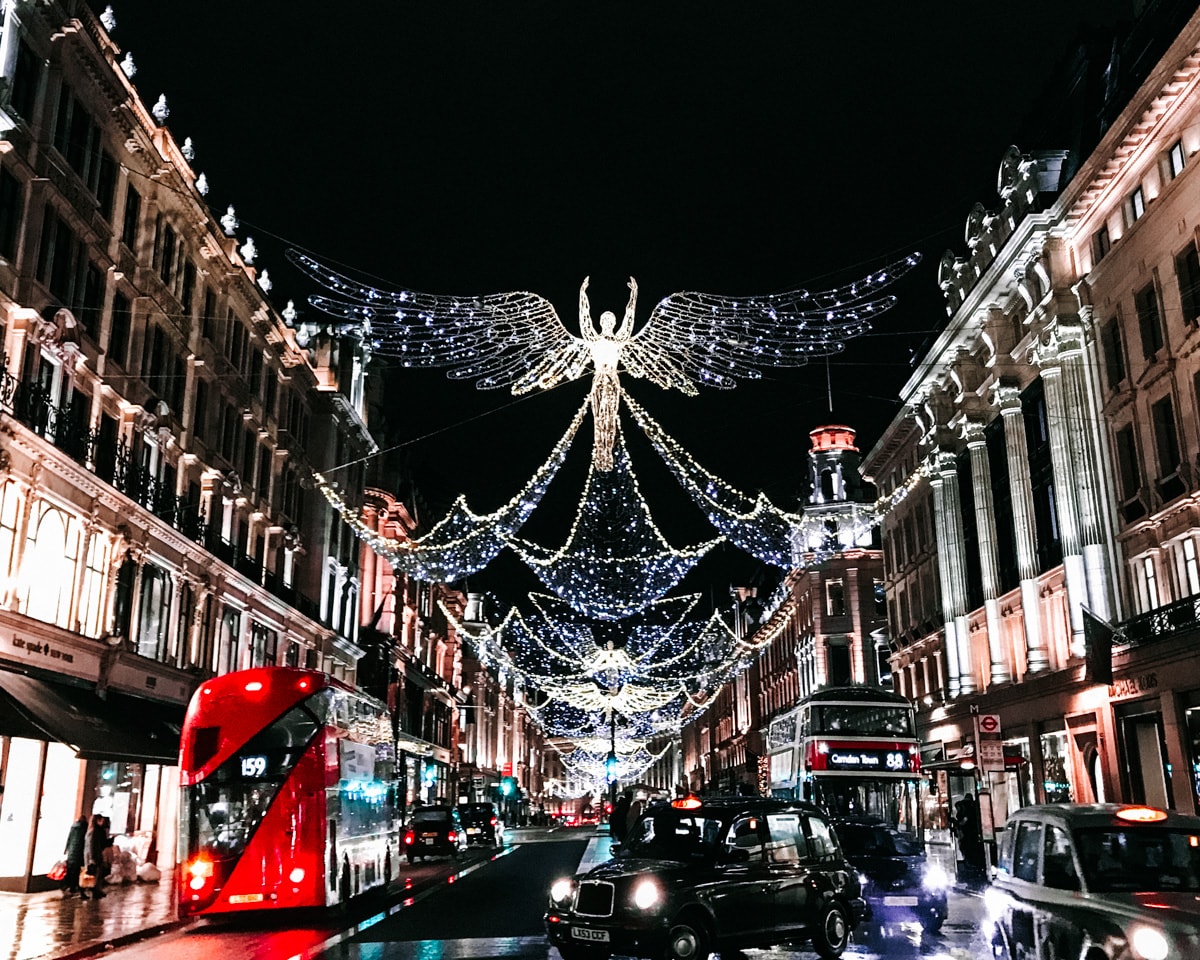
[633,879,660,909]
[1130,926,1169,960]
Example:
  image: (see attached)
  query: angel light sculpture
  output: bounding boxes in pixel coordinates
[288,251,922,470]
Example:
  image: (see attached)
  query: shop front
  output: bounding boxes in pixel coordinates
[0,670,182,892]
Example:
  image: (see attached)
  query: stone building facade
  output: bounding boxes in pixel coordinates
[862,2,1200,828]
[0,1,373,890]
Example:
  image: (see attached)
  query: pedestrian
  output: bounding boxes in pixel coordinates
[61,816,87,897]
[954,794,985,880]
[81,813,108,899]
[610,788,632,843]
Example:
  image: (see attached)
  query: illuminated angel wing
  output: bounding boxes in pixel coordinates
[287,250,591,394]
[623,253,922,394]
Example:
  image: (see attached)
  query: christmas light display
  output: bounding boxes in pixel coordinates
[314,399,586,581]
[288,250,922,470]
[509,426,719,618]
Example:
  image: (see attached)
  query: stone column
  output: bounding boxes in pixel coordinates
[1036,333,1088,658]
[998,384,1050,673]
[1061,310,1115,622]
[929,451,973,696]
[966,422,1011,685]
[360,504,378,626]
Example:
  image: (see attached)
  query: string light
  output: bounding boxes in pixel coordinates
[314,398,587,581]
[509,422,719,619]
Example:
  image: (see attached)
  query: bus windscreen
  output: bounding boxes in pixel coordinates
[814,703,914,738]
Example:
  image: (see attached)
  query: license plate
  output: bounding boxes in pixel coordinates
[228,893,264,904]
[570,927,610,943]
[467,827,478,834]
[882,895,919,906]
[424,838,434,845]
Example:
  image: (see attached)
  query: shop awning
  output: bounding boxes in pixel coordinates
[0,671,180,764]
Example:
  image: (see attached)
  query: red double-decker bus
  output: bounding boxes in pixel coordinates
[769,686,923,836]
[178,667,400,915]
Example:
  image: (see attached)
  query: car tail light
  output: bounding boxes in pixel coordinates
[490,817,498,826]
[404,831,415,846]
[448,831,458,842]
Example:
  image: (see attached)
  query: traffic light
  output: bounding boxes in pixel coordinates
[605,752,619,784]
[500,776,517,796]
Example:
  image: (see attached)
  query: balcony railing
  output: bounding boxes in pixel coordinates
[0,362,328,626]
[1117,593,1200,649]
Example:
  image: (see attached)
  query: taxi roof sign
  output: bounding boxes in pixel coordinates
[671,794,703,810]
[1115,806,1168,823]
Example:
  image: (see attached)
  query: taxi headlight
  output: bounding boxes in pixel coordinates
[922,864,950,891]
[550,878,574,905]
[633,879,661,910]
[1130,925,1169,960]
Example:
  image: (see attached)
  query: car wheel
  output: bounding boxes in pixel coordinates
[811,901,851,959]
[406,852,415,864]
[664,917,710,960]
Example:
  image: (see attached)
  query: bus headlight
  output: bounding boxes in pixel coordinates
[550,878,574,905]
[922,864,950,891]
[633,879,661,910]
[1130,926,1169,960]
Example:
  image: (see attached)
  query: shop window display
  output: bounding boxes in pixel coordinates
[1039,730,1073,803]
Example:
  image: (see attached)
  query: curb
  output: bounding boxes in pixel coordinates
[44,918,195,960]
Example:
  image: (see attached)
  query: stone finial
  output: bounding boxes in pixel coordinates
[239,237,257,263]
[119,52,136,78]
[220,205,238,236]
[152,94,169,124]
[100,5,116,32]
[195,172,208,196]
[258,270,272,293]
[181,136,195,162]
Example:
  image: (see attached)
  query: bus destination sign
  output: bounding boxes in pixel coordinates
[825,747,913,773]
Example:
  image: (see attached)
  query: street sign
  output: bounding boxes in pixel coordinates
[978,740,1005,772]
[978,714,1002,735]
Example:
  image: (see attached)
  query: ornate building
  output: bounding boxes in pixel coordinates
[673,424,888,797]
[862,1,1200,829]
[0,1,373,890]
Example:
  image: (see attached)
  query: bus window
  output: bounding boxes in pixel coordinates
[814,704,914,738]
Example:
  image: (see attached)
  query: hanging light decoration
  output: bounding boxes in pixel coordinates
[315,398,586,581]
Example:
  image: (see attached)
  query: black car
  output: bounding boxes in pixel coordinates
[989,804,1200,960]
[544,795,865,960]
[457,802,502,846]
[403,805,466,862]
[830,816,948,935]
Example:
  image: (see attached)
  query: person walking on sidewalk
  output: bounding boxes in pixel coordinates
[61,816,87,897]
[81,813,108,899]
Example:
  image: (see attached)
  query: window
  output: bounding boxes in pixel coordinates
[217,604,242,674]
[121,185,141,252]
[1183,538,1200,597]
[1012,821,1043,883]
[1135,284,1164,360]
[1042,825,1080,890]
[0,165,24,262]
[1177,244,1200,325]
[764,812,804,863]
[20,503,81,629]
[249,622,278,668]
[1100,317,1126,390]
[1114,424,1141,504]
[1144,556,1161,609]
[202,289,217,342]
[802,814,839,861]
[109,291,131,367]
[192,378,209,444]
[826,579,846,617]
[10,40,40,121]
[1092,224,1111,264]
[157,222,176,286]
[78,534,109,639]
[135,564,171,661]
[1151,395,1180,480]
[1168,140,1186,180]
[1129,185,1146,224]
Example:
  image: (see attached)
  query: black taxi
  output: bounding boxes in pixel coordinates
[544,795,864,960]
[987,803,1200,960]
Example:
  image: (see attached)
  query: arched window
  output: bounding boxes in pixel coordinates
[21,503,79,628]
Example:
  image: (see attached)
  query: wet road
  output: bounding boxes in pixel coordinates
[91,830,992,960]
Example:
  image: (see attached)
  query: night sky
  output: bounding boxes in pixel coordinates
[99,2,1132,612]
